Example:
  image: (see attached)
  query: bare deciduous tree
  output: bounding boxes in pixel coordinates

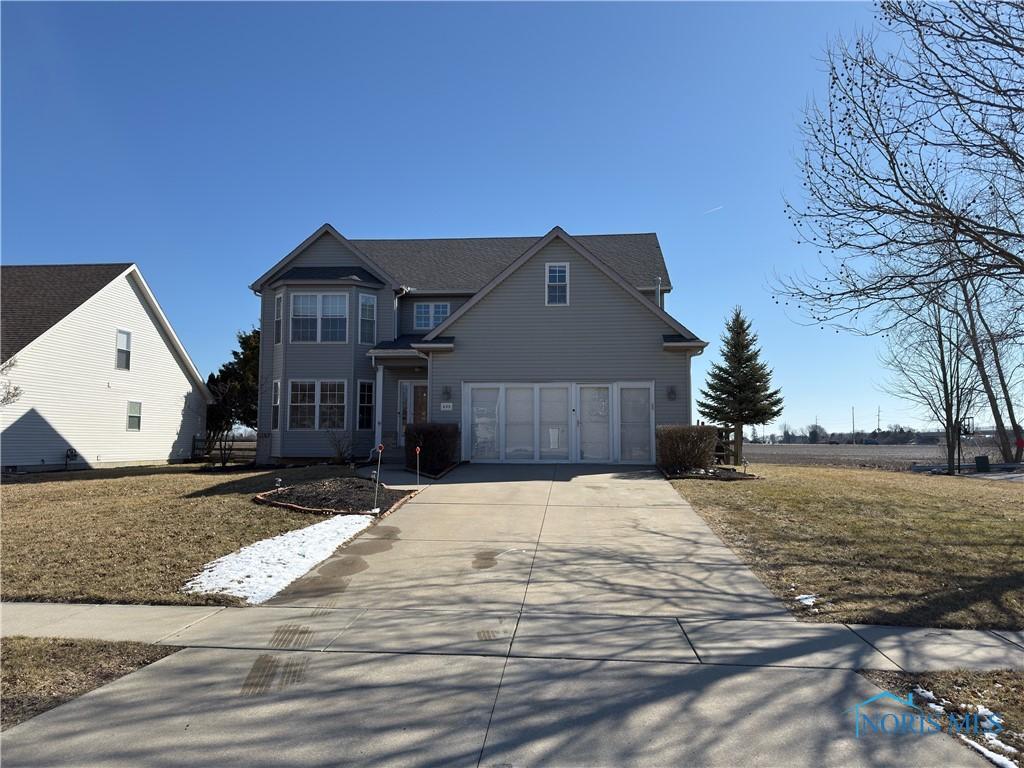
[0,358,23,407]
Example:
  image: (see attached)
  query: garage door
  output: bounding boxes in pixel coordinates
[464,382,654,464]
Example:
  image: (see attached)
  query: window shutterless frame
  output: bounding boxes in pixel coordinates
[357,379,375,430]
[287,380,317,429]
[126,401,142,431]
[274,294,283,345]
[115,329,132,370]
[290,293,348,343]
[317,380,347,430]
[358,294,376,345]
[413,302,451,330]
[545,263,569,306]
[271,380,280,431]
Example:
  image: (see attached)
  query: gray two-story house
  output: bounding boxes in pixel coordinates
[250,224,706,465]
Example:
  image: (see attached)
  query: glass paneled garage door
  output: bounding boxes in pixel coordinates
[464,382,654,464]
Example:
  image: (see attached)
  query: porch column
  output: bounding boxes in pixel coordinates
[374,362,384,448]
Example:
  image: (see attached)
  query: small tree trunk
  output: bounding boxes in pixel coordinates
[733,423,743,466]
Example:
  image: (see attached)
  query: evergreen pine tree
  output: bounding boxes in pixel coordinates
[697,307,783,464]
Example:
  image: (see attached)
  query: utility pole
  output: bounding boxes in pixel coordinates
[851,407,856,444]
[876,406,881,432]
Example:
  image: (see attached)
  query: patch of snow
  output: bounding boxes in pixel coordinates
[927,703,945,714]
[958,735,1019,768]
[183,514,374,604]
[795,594,817,606]
[983,733,1019,755]
[914,686,937,702]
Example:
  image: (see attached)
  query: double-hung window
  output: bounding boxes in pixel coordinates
[318,381,346,429]
[289,381,316,429]
[290,295,319,342]
[115,330,132,370]
[320,294,348,342]
[359,294,376,345]
[126,401,142,431]
[357,381,374,430]
[546,263,568,305]
[413,302,450,330]
[291,294,348,342]
[274,295,283,344]
[271,381,280,430]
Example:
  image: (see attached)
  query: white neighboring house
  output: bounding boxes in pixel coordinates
[1,263,212,472]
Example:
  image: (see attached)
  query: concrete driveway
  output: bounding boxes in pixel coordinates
[2,465,987,767]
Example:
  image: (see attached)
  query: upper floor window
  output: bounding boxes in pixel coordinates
[546,263,568,306]
[359,294,377,345]
[414,302,450,330]
[115,330,132,370]
[274,295,283,344]
[291,293,348,343]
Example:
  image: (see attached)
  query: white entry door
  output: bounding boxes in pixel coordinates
[577,385,611,462]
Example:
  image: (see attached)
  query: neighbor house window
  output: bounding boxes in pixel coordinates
[359,294,376,345]
[546,263,568,305]
[291,295,318,342]
[126,401,142,431]
[319,381,346,430]
[274,295,283,344]
[271,381,280,430]
[320,294,348,342]
[413,302,450,330]
[357,381,374,430]
[289,381,316,429]
[115,330,132,370]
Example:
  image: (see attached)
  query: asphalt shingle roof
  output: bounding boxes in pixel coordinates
[372,334,455,351]
[276,266,383,286]
[1,263,131,362]
[348,233,671,293]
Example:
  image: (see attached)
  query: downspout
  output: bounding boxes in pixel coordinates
[394,286,411,341]
[655,277,662,308]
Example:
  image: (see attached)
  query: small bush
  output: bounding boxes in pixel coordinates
[404,423,460,475]
[656,425,718,473]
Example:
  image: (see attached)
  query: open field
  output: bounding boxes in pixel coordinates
[742,442,1012,470]
[1,637,178,730]
[1,464,353,605]
[673,464,1024,629]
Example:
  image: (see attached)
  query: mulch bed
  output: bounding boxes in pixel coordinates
[255,477,409,515]
[661,467,758,481]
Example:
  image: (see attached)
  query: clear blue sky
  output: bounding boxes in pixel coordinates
[2,1,922,435]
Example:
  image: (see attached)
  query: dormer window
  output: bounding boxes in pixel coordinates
[546,263,568,306]
[414,302,450,330]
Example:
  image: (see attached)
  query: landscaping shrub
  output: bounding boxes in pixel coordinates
[404,423,460,475]
[656,425,718,472]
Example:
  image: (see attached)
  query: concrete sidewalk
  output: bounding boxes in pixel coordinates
[2,601,1021,672]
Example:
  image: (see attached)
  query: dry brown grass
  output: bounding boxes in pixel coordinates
[673,464,1024,629]
[1,464,354,605]
[1,636,178,730]
[861,669,1024,757]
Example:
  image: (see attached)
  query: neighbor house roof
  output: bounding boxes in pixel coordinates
[1,263,133,362]
[349,233,671,293]
[1,263,212,401]
[252,224,673,294]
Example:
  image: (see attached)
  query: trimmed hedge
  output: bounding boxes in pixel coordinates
[404,423,460,476]
[656,425,718,473]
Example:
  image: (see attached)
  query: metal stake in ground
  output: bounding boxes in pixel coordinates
[373,444,384,512]
[415,445,421,488]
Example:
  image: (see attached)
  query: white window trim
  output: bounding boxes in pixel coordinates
[358,293,377,346]
[271,380,280,431]
[413,301,451,330]
[290,293,349,344]
[115,329,132,371]
[126,400,142,432]
[356,379,375,431]
[317,379,347,431]
[545,262,569,306]
[274,294,283,345]
[287,379,317,430]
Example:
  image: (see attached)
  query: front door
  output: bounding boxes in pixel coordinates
[577,385,611,462]
[398,382,429,446]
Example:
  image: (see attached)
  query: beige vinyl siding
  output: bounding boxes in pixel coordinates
[428,240,695,457]
[398,296,468,336]
[0,273,206,469]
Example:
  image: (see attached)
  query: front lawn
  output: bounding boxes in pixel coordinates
[1,636,178,730]
[673,465,1024,629]
[1,464,356,605]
